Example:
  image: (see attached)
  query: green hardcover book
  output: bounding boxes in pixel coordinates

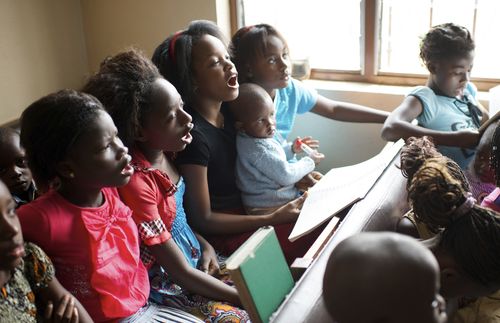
[226,226,295,323]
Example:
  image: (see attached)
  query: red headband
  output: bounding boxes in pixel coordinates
[241,25,255,35]
[169,30,183,63]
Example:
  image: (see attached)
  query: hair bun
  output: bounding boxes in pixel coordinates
[400,136,441,180]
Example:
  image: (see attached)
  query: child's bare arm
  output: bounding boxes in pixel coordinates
[38,277,93,323]
[149,240,241,306]
[311,95,389,123]
[181,165,271,233]
[382,96,425,141]
[382,96,480,148]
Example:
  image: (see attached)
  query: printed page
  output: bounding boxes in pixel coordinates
[288,139,404,241]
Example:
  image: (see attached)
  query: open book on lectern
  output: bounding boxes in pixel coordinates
[288,139,404,242]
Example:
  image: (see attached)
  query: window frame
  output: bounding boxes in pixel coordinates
[230,0,499,91]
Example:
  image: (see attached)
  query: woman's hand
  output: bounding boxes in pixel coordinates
[44,294,79,323]
[295,171,323,191]
[268,193,307,225]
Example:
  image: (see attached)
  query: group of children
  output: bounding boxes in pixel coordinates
[323,22,500,323]
[0,17,499,323]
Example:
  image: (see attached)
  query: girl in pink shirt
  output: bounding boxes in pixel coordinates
[17,90,202,323]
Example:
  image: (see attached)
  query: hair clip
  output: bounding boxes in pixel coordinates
[242,25,255,35]
[453,192,476,219]
[169,30,184,63]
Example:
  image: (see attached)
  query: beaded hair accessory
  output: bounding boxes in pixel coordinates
[453,192,476,219]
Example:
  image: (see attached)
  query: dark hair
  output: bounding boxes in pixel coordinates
[20,89,104,190]
[400,136,470,192]
[420,23,475,68]
[152,20,226,105]
[83,49,161,148]
[229,24,288,83]
[491,122,500,186]
[408,158,500,286]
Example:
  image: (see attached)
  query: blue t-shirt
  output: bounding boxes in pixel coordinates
[412,83,481,168]
[274,78,318,140]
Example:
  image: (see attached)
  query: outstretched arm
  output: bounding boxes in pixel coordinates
[179,164,304,235]
[311,95,389,123]
[381,96,480,148]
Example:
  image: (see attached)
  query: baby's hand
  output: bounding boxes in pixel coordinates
[310,152,325,164]
[295,171,323,191]
[293,136,320,154]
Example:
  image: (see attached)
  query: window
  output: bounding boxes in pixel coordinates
[239,0,362,72]
[234,0,500,90]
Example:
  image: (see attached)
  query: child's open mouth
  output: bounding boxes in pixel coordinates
[181,132,193,144]
[227,74,239,88]
[181,123,194,144]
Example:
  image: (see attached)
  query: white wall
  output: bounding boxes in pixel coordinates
[81,0,225,73]
[291,81,410,173]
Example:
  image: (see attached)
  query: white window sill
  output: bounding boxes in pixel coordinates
[303,79,490,108]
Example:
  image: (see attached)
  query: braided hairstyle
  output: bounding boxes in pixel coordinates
[151,20,226,105]
[20,90,104,191]
[408,158,500,287]
[420,22,474,69]
[82,49,161,149]
[490,122,500,187]
[229,24,288,84]
[400,136,470,191]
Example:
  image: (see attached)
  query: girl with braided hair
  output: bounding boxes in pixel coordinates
[408,158,500,321]
[397,136,469,239]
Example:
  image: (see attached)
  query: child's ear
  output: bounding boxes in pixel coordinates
[427,62,437,74]
[440,267,460,288]
[55,161,76,180]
